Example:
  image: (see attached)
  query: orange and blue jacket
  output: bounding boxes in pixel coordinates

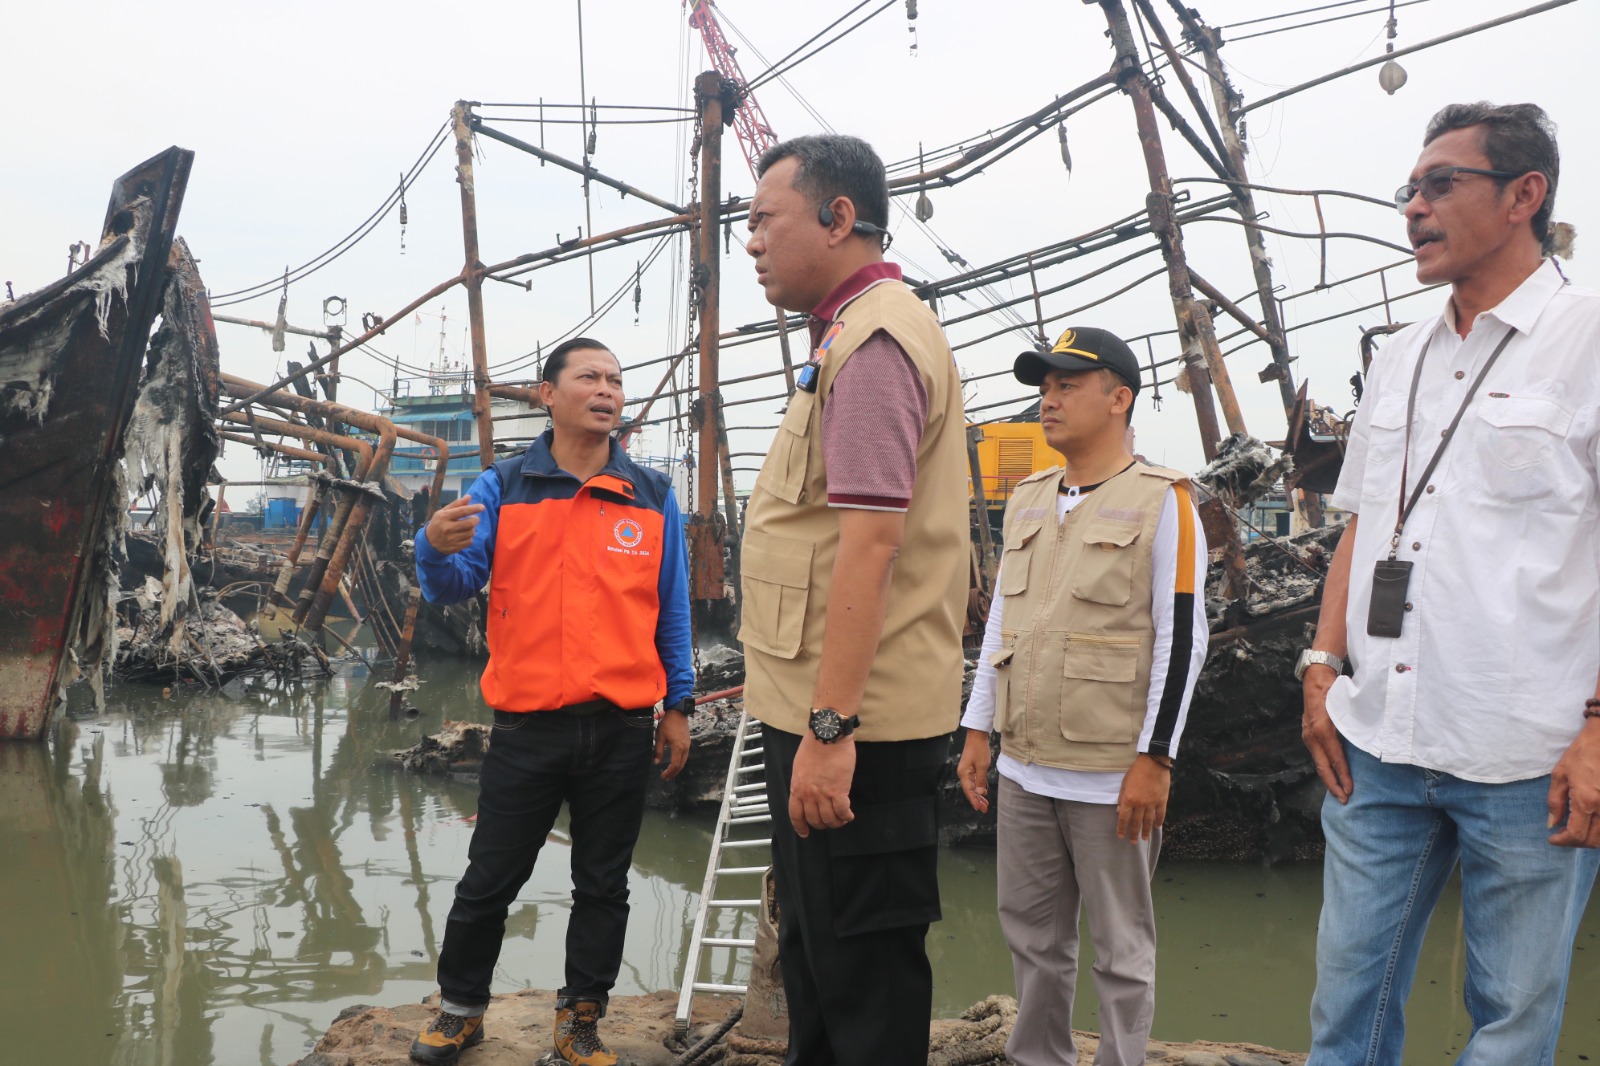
[414,431,693,713]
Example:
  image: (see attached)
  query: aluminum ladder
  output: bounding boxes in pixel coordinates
[674,710,771,1037]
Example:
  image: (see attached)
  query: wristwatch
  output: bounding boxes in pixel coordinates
[808,707,860,743]
[668,696,695,716]
[1294,649,1345,682]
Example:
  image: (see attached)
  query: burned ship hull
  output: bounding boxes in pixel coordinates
[0,147,193,739]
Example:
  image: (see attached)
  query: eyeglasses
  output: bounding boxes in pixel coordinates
[1394,166,1522,213]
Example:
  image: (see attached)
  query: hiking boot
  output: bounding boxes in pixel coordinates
[553,997,616,1066]
[409,1010,484,1064]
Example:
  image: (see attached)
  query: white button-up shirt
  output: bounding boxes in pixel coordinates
[1329,260,1600,783]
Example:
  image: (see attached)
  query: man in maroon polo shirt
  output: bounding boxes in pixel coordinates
[741,134,970,1065]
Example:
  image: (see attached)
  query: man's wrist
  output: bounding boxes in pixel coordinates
[1295,648,1345,683]
[1140,752,1173,770]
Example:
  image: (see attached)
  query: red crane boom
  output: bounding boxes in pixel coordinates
[686,0,779,181]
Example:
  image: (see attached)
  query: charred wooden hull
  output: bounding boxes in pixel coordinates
[0,148,193,739]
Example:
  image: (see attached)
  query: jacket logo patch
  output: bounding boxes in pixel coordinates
[613,519,645,549]
[1014,507,1049,522]
[1096,507,1143,522]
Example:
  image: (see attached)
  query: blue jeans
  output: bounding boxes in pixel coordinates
[437,706,655,1015]
[1308,741,1600,1065]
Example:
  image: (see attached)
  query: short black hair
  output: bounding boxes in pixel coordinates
[757,134,890,232]
[1424,102,1560,245]
[542,338,615,384]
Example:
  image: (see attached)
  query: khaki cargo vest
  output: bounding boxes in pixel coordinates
[992,462,1184,771]
[739,280,968,742]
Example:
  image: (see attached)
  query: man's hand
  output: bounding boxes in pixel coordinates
[1548,719,1600,848]
[957,728,992,814]
[788,733,855,838]
[1302,664,1352,803]
[424,494,485,555]
[1116,754,1171,842]
[655,708,691,780]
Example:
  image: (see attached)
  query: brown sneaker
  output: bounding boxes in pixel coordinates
[553,997,616,1066]
[409,1010,485,1064]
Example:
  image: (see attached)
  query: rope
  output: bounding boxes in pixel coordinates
[675,1004,744,1066]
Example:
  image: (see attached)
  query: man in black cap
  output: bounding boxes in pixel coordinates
[957,326,1209,1066]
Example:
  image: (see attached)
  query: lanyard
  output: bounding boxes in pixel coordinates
[1391,325,1517,559]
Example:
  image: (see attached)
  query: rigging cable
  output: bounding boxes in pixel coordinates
[210,121,450,306]
[744,1,899,93]
[1228,0,1432,43]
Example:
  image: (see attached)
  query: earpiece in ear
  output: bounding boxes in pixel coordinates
[817,205,836,227]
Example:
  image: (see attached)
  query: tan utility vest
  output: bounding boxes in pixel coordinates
[992,462,1184,771]
[739,279,968,742]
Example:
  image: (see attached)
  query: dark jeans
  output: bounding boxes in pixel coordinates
[763,726,949,1066]
[437,706,654,1013]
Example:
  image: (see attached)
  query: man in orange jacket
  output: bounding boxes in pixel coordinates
[409,338,694,1066]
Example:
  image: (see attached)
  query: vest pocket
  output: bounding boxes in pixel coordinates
[1071,517,1141,607]
[989,644,1015,733]
[753,390,815,505]
[1058,634,1141,743]
[998,523,1042,596]
[737,530,814,659]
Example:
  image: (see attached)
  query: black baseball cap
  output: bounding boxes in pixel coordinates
[1014,326,1141,395]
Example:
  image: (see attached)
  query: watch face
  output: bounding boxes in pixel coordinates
[810,709,841,741]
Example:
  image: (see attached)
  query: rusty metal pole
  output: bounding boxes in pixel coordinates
[774,311,797,395]
[966,425,997,586]
[695,72,725,526]
[1190,22,1298,417]
[687,71,734,605]
[453,102,496,470]
[1098,0,1244,460]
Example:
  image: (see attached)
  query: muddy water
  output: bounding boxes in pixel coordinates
[4,655,1598,1065]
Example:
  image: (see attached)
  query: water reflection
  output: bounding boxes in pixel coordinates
[0,660,705,1065]
[3,655,1596,1066]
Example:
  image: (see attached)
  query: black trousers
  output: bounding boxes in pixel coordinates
[437,706,654,1012]
[763,726,949,1066]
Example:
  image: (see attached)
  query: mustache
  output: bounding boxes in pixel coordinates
[1409,225,1444,245]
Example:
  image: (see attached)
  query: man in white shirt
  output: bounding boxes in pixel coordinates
[958,326,1208,1066]
[1300,102,1600,1065]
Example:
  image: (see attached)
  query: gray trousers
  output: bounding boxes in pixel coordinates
[996,775,1160,1066]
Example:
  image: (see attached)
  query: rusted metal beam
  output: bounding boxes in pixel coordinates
[218,377,397,631]
[1188,270,1275,348]
[388,586,422,719]
[453,102,496,471]
[212,313,341,343]
[216,410,375,609]
[217,431,330,468]
[1097,0,1244,460]
[469,117,688,214]
[1129,0,1231,169]
[218,272,464,416]
[966,425,997,587]
[688,71,734,605]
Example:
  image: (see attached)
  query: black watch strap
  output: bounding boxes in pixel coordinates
[670,696,695,715]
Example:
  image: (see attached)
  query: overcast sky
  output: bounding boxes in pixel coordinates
[3,0,1595,487]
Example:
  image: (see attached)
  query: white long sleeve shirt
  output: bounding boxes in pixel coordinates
[1328,259,1600,783]
[962,485,1210,804]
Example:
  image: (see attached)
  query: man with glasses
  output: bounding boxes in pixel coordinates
[1300,102,1600,1064]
